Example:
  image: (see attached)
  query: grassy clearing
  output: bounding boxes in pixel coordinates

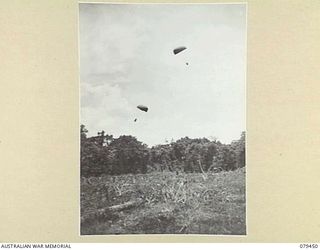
[81,167,246,235]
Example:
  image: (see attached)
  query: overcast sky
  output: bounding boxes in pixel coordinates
[80,3,246,146]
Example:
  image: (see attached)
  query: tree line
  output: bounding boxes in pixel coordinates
[81,125,245,177]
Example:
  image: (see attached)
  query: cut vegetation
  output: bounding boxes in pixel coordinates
[81,168,246,235]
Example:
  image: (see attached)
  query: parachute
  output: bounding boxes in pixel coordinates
[137,105,148,112]
[173,46,187,55]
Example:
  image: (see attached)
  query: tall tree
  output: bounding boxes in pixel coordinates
[109,135,149,174]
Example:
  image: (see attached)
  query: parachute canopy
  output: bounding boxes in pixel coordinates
[137,105,148,112]
[173,46,187,55]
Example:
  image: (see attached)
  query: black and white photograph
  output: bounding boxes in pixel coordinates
[80,3,246,235]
